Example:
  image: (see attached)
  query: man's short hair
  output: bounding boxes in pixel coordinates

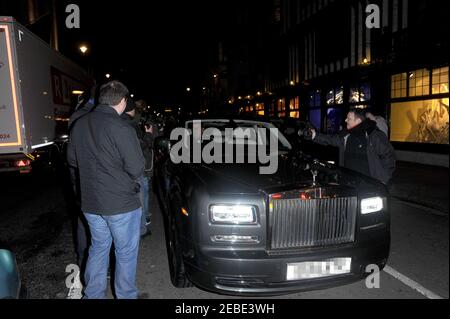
[98,81,129,106]
[348,107,367,122]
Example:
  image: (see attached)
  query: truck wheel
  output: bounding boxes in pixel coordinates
[167,214,192,288]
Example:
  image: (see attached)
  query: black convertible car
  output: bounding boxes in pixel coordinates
[154,117,390,296]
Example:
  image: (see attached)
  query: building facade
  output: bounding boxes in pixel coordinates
[248,0,449,166]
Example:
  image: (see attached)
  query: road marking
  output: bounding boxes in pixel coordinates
[383,265,444,299]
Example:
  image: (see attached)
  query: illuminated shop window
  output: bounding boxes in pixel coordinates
[391,73,407,98]
[309,109,321,130]
[432,67,449,94]
[390,97,449,144]
[350,83,371,103]
[409,69,430,97]
[326,86,344,105]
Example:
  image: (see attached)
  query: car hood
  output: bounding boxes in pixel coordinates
[189,151,385,195]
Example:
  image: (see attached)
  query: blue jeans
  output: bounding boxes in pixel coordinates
[83,208,142,299]
[139,176,152,235]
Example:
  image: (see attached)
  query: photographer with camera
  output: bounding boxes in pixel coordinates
[301,108,395,186]
[121,98,155,237]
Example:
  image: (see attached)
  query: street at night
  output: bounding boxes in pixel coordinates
[0,0,449,310]
[1,162,448,299]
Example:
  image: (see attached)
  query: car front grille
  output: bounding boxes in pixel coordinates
[269,197,358,250]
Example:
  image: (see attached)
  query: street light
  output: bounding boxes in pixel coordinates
[105,73,111,79]
[186,87,191,92]
[79,45,88,55]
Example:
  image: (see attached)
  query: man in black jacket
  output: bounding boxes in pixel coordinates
[67,81,145,299]
[310,108,396,185]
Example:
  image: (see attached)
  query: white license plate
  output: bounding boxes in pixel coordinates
[286,258,352,281]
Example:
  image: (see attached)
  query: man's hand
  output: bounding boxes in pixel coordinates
[311,128,316,140]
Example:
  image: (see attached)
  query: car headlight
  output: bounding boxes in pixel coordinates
[210,205,257,224]
[361,197,384,214]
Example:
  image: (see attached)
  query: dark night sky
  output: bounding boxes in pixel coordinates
[57,0,238,106]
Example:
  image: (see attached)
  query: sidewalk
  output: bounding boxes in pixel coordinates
[390,161,449,215]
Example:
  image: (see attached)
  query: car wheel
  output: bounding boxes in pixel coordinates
[167,214,192,288]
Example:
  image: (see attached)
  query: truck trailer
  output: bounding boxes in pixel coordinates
[0,16,93,173]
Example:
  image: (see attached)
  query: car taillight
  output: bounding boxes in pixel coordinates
[14,159,30,167]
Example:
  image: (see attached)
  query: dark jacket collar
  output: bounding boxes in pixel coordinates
[95,104,120,116]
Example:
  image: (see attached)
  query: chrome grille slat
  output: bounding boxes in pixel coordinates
[270,197,357,250]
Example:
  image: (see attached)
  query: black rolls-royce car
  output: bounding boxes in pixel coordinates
[154,117,390,296]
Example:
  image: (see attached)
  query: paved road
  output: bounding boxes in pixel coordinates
[1,170,448,299]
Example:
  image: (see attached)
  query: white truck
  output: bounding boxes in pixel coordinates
[0,16,93,173]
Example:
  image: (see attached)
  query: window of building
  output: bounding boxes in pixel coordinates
[277,98,286,117]
[326,86,344,105]
[308,90,321,107]
[350,83,371,103]
[289,97,300,118]
[432,66,449,95]
[256,103,264,116]
[392,67,449,99]
[325,108,344,134]
[269,102,275,116]
[391,73,407,98]
[309,109,321,130]
[409,69,430,97]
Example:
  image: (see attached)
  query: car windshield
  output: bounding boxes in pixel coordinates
[185,119,292,152]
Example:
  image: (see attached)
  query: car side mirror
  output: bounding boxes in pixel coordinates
[155,136,171,154]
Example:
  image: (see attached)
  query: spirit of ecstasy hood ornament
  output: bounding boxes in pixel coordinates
[311,169,318,186]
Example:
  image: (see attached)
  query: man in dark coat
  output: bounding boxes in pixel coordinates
[67,81,145,299]
[310,108,396,185]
